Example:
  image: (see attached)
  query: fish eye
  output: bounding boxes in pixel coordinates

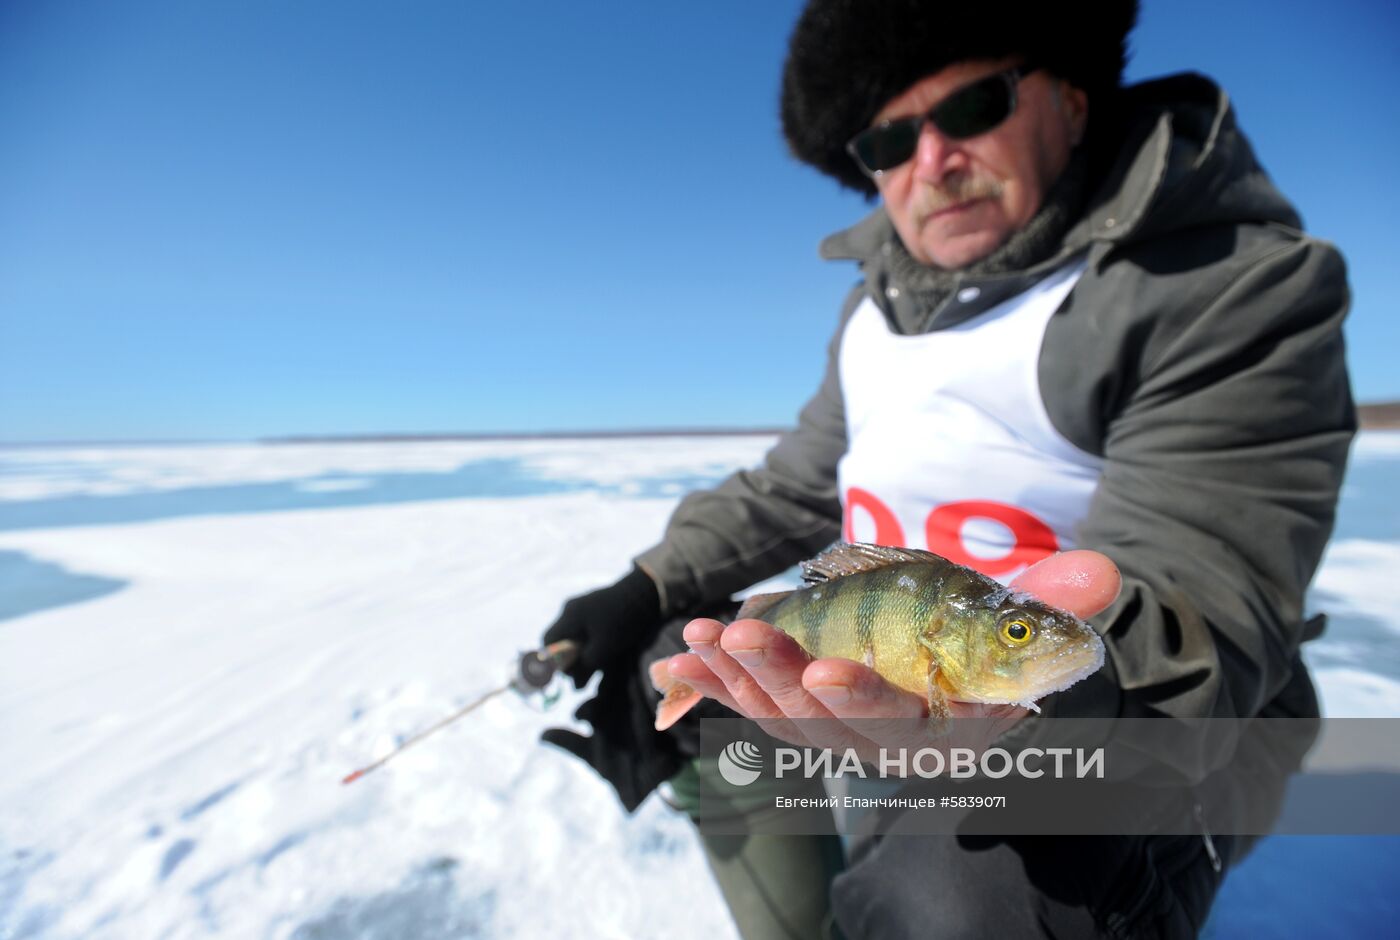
[1000,618,1033,647]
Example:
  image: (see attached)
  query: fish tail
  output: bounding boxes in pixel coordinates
[648,659,704,731]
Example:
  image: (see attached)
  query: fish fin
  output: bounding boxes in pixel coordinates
[802,541,947,585]
[647,658,674,692]
[925,662,951,739]
[649,659,704,731]
[735,590,794,622]
[654,684,703,731]
[915,609,949,644]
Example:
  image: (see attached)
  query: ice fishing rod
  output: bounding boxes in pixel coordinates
[341,639,578,785]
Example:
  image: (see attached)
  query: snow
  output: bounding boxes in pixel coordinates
[0,442,760,940]
[0,437,775,503]
[1311,669,1400,721]
[1351,429,1400,460]
[1311,540,1400,635]
[0,432,1396,938]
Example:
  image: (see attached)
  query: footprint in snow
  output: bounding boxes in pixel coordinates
[180,780,242,821]
[159,839,197,881]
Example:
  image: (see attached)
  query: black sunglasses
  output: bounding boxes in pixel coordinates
[845,65,1040,178]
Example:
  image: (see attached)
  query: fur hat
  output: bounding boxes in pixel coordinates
[780,0,1139,195]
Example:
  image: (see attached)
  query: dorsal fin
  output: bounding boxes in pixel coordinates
[801,542,945,584]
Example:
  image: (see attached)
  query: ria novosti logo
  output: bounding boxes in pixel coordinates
[714,741,1107,785]
[717,741,764,786]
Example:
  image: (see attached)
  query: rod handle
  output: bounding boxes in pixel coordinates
[517,639,578,689]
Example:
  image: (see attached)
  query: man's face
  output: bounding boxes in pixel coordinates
[871,58,1088,270]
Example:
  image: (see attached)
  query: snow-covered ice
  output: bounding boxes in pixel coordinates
[0,439,768,940]
[1,432,1397,938]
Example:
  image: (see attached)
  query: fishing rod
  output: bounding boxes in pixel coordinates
[341,639,578,785]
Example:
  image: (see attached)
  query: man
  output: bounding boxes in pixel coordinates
[543,1,1354,937]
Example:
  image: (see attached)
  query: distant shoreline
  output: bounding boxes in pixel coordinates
[0,427,788,449]
[261,427,789,444]
[3,403,1398,448]
[1358,402,1400,430]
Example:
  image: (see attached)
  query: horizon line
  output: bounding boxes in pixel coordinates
[3,401,1398,448]
[0,426,791,449]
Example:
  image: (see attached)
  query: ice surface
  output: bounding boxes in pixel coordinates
[0,437,775,503]
[0,432,1395,938]
[0,440,765,940]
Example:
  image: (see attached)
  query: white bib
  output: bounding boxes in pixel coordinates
[837,259,1102,583]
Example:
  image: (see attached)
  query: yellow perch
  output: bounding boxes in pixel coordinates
[654,542,1105,731]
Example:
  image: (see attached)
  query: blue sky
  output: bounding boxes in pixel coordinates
[2,0,1397,442]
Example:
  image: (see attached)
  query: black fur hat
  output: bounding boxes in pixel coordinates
[780,0,1139,195]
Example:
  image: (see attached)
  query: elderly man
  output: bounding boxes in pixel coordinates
[542,1,1354,937]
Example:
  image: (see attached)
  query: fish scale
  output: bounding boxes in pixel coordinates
[776,564,942,695]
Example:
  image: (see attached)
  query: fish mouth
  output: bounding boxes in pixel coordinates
[1015,640,1106,700]
[953,638,1105,705]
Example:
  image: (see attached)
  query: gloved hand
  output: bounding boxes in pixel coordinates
[541,663,686,812]
[541,566,663,688]
[540,567,682,812]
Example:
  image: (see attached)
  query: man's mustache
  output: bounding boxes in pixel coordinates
[913,177,1003,219]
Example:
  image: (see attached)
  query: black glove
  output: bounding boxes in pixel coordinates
[540,567,686,811]
[541,566,663,688]
[541,662,686,812]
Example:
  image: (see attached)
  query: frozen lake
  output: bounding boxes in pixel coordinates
[2,434,1397,938]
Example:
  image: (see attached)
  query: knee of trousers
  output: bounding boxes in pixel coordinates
[831,835,1001,940]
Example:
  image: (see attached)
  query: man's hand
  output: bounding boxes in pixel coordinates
[539,566,681,812]
[541,566,663,687]
[662,550,1120,765]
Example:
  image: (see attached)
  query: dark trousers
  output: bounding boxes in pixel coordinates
[831,828,1231,939]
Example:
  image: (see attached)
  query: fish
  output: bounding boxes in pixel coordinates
[651,541,1105,733]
